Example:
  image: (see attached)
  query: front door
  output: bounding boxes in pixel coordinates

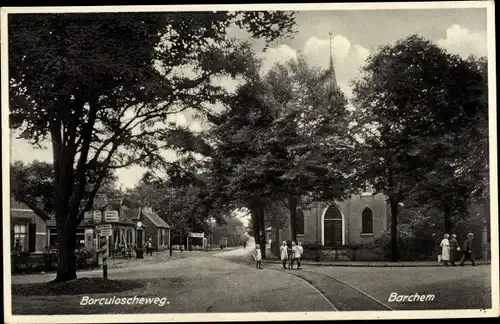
[324,219,342,246]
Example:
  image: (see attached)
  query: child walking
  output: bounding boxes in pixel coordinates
[296,241,303,269]
[280,241,288,269]
[252,244,263,269]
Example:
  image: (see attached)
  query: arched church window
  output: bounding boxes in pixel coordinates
[296,210,304,235]
[362,207,373,234]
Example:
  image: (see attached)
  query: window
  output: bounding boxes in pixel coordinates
[49,228,58,249]
[295,210,305,235]
[13,224,28,251]
[361,208,373,234]
[76,229,85,247]
[160,229,165,246]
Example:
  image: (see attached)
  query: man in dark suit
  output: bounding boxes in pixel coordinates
[459,233,476,266]
[449,234,459,266]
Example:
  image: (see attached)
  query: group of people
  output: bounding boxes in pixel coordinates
[280,241,303,270]
[251,240,304,270]
[439,232,476,266]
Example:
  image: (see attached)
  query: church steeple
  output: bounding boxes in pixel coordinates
[328,32,338,92]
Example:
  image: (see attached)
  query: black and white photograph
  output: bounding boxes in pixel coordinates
[2,2,498,323]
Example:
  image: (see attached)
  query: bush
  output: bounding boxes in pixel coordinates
[373,224,437,261]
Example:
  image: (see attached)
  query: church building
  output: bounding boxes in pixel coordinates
[277,34,390,249]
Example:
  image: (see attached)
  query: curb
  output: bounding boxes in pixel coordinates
[261,260,491,267]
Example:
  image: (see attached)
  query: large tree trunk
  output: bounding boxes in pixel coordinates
[443,203,453,234]
[275,226,280,245]
[389,196,399,262]
[250,205,259,246]
[257,204,266,259]
[55,219,77,282]
[288,194,298,243]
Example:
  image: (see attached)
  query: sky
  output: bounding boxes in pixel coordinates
[9,8,489,211]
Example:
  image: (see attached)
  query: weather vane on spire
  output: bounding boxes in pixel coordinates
[329,32,333,51]
[327,31,337,91]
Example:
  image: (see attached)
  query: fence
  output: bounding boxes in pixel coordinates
[11,250,100,274]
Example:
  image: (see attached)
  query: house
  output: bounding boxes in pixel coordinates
[10,199,50,253]
[46,214,98,251]
[46,194,139,254]
[139,206,171,251]
[95,196,140,255]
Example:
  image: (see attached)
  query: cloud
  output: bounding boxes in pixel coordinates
[437,24,487,58]
[170,112,188,127]
[302,35,351,64]
[10,134,52,165]
[257,44,298,74]
[212,75,244,94]
[258,33,370,99]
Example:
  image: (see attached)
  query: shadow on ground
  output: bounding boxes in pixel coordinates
[12,278,147,296]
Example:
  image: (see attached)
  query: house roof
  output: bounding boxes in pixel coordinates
[141,209,170,228]
[10,199,51,221]
[11,209,37,220]
[46,217,96,227]
[121,206,140,222]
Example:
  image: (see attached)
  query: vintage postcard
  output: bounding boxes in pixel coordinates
[2,2,498,323]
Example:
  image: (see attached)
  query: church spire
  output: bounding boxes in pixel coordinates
[328,32,338,91]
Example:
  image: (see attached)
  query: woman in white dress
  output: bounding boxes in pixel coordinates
[280,241,288,269]
[440,234,451,266]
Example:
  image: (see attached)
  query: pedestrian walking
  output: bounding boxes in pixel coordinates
[460,233,476,266]
[280,241,288,269]
[146,238,154,256]
[439,234,451,266]
[290,241,302,270]
[243,241,247,250]
[449,234,459,266]
[296,241,303,269]
[252,244,263,269]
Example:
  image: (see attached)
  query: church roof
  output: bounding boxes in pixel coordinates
[328,32,338,91]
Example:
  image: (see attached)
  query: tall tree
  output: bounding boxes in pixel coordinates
[9,12,296,281]
[351,35,488,261]
[206,75,287,257]
[262,57,358,242]
[406,55,488,233]
[206,56,357,254]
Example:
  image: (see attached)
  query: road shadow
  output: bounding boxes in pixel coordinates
[12,277,145,296]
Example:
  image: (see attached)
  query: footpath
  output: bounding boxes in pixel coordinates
[260,245,489,267]
[262,259,490,267]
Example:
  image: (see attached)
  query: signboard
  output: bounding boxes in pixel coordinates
[99,229,112,237]
[104,210,119,222]
[189,232,204,238]
[96,224,112,231]
[84,211,94,220]
[94,211,102,223]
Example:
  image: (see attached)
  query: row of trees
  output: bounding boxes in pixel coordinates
[9,11,488,280]
[190,35,488,261]
[9,11,297,281]
[351,36,488,260]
